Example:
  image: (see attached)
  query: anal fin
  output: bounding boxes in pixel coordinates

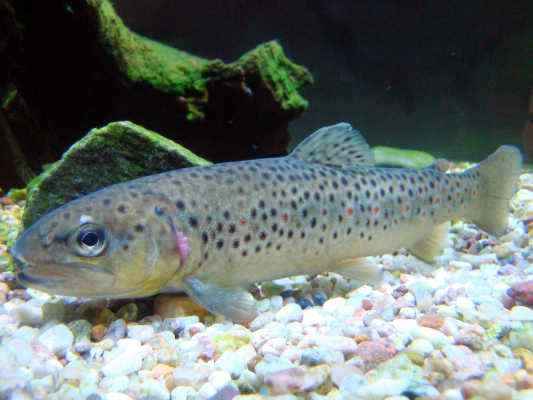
[182,276,258,323]
[331,257,383,286]
[408,222,450,263]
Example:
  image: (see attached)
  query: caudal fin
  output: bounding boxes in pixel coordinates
[472,145,522,236]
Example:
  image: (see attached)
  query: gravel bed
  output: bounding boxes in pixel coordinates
[0,173,532,400]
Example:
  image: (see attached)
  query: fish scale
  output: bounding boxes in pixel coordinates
[10,123,522,322]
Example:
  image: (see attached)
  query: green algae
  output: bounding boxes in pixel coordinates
[88,0,311,121]
[237,41,314,112]
[373,146,436,169]
[23,121,211,227]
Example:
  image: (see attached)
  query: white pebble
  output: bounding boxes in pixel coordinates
[509,306,533,321]
[322,297,346,313]
[270,296,284,311]
[275,303,303,323]
[398,307,418,319]
[127,324,155,342]
[37,324,74,356]
[140,378,170,400]
[171,386,197,400]
[407,338,434,357]
[102,350,144,377]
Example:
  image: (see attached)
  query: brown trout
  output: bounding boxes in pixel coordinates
[10,123,521,322]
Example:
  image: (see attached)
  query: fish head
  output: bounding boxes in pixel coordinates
[10,187,182,298]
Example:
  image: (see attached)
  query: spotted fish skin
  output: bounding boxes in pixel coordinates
[10,123,522,321]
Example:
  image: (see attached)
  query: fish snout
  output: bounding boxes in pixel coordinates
[8,237,30,272]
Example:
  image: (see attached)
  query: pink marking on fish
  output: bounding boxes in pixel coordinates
[175,230,190,266]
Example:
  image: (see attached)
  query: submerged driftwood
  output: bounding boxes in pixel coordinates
[0,0,313,188]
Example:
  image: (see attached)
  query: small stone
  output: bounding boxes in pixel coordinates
[171,386,197,400]
[172,365,211,387]
[213,332,251,353]
[354,339,397,368]
[105,319,127,342]
[249,312,275,331]
[116,303,138,321]
[95,308,116,325]
[154,294,209,319]
[443,345,485,380]
[398,307,417,319]
[508,324,533,351]
[296,297,313,309]
[406,338,434,357]
[275,303,303,323]
[127,324,155,342]
[270,295,283,311]
[302,309,325,326]
[9,302,43,326]
[37,324,74,356]
[68,319,92,340]
[312,291,327,306]
[508,281,533,306]
[91,324,106,341]
[301,348,344,366]
[215,350,248,379]
[514,348,533,373]
[264,365,330,395]
[509,306,533,321]
[418,314,444,329]
[322,297,346,313]
[139,378,170,400]
[102,349,144,377]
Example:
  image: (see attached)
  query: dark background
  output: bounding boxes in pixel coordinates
[115,0,532,160]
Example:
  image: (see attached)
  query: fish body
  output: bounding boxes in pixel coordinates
[10,123,522,322]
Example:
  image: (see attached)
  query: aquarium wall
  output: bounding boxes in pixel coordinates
[115,0,532,160]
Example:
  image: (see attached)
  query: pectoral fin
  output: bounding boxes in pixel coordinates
[182,276,258,323]
[409,222,450,263]
[331,257,383,285]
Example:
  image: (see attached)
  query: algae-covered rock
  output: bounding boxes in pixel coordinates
[23,121,211,227]
[373,146,436,169]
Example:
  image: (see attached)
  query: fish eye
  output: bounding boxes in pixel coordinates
[73,224,107,257]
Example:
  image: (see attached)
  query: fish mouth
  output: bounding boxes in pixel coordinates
[15,260,117,297]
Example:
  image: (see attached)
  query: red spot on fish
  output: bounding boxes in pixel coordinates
[239,218,247,225]
[372,207,380,215]
[346,207,354,216]
[281,213,289,223]
[175,230,190,267]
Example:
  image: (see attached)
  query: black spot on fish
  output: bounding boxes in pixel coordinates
[118,204,128,214]
[154,206,164,216]
[134,224,144,233]
[228,224,236,234]
[232,240,239,248]
[202,232,208,244]
[189,217,198,228]
[216,240,224,249]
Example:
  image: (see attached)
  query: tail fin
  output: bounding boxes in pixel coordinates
[472,145,522,236]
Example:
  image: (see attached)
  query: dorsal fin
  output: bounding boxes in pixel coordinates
[290,123,374,167]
